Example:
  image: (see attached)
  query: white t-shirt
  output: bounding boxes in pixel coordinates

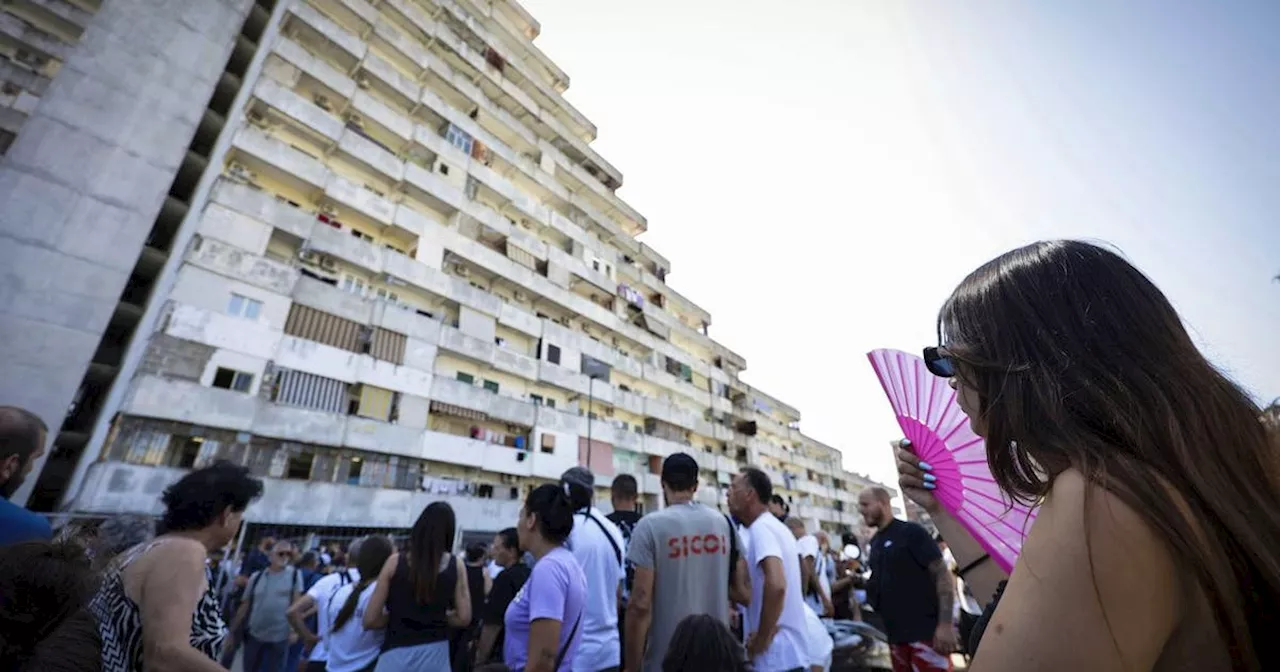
[745,514,809,672]
[324,580,385,672]
[795,535,830,615]
[304,568,359,662]
[565,507,625,672]
[803,601,834,669]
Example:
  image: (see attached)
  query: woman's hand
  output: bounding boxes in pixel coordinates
[894,439,940,514]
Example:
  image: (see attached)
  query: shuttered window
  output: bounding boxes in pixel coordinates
[370,327,406,364]
[506,242,538,270]
[285,304,362,352]
[272,368,348,414]
[357,385,394,421]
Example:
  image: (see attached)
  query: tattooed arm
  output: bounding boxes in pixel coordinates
[930,557,958,654]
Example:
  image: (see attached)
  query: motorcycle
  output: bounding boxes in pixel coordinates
[825,543,892,671]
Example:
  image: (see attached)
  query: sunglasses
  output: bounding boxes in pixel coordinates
[923,346,956,378]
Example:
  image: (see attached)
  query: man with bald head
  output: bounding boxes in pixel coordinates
[0,406,51,546]
[859,486,956,672]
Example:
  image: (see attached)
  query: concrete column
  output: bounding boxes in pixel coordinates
[0,0,255,505]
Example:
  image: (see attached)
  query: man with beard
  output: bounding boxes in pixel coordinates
[859,486,956,672]
[0,406,52,546]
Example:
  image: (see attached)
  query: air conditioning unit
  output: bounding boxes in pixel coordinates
[227,162,257,184]
[319,204,337,216]
[499,474,517,485]
[356,74,372,89]
[319,256,337,271]
[463,177,479,200]
[313,94,333,111]
[344,113,365,129]
[455,265,470,278]
[512,290,527,302]
[246,109,269,127]
[298,248,318,263]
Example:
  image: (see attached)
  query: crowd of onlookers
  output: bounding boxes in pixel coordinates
[0,397,862,672]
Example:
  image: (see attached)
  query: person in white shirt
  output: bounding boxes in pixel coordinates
[286,537,367,671]
[325,536,395,672]
[786,518,834,618]
[561,466,626,672]
[727,467,809,672]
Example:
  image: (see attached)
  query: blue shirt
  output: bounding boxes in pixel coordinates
[0,497,52,546]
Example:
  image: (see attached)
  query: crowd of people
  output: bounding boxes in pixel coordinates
[2,240,1280,672]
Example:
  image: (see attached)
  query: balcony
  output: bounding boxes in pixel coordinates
[430,375,536,427]
[274,335,362,385]
[534,406,585,436]
[306,217,386,273]
[292,275,375,325]
[210,179,316,242]
[497,302,540,338]
[537,361,589,396]
[438,324,495,364]
[254,401,350,445]
[343,417,426,458]
[287,1,367,68]
[374,301,443,344]
[350,90,414,143]
[359,50,421,107]
[323,173,397,227]
[231,126,329,191]
[185,236,299,296]
[355,356,433,398]
[404,162,465,213]
[252,77,344,143]
[124,376,258,432]
[272,37,357,100]
[337,129,405,183]
[163,303,281,361]
[69,462,524,531]
[493,345,538,381]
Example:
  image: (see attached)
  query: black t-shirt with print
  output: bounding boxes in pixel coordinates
[866,519,943,644]
[607,509,643,597]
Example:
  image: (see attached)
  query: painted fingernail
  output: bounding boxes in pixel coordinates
[924,482,936,490]
[923,473,937,483]
[901,439,912,447]
[918,461,933,471]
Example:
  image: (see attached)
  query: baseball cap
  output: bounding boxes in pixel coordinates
[661,452,699,485]
[561,466,595,490]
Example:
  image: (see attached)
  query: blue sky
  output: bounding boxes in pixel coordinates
[523,0,1280,488]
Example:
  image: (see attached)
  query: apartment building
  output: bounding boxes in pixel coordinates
[1,0,888,535]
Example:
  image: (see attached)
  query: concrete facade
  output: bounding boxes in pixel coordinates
[11,0,889,535]
[0,0,256,506]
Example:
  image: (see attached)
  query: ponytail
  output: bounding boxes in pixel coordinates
[332,578,374,632]
[524,483,576,545]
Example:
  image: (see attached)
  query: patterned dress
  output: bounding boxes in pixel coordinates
[89,539,226,671]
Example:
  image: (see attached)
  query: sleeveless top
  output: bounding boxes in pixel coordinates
[383,553,458,651]
[89,539,225,671]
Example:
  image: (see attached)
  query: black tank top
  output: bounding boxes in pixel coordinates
[383,553,458,651]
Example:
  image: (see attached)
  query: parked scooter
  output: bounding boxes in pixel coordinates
[824,543,892,671]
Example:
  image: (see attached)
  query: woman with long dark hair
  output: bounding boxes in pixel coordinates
[324,536,394,672]
[503,483,586,672]
[894,241,1280,671]
[661,614,749,672]
[364,502,472,670]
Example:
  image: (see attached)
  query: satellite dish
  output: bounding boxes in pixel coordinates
[842,543,861,561]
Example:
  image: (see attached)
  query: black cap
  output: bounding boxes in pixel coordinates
[661,452,699,489]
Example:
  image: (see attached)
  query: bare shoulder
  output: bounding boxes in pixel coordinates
[1039,468,1173,570]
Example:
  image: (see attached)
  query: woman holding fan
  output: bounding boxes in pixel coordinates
[892,240,1279,671]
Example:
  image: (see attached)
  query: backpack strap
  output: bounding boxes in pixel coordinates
[723,514,740,578]
[244,570,262,625]
[579,511,623,567]
[554,613,583,669]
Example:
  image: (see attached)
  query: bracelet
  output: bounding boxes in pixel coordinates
[957,554,991,580]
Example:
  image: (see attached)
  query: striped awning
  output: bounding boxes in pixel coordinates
[430,401,488,421]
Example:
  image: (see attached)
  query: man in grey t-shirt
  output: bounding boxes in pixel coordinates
[229,541,304,672]
[625,453,749,672]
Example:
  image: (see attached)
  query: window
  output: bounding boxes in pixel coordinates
[211,367,253,392]
[341,275,367,296]
[350,229,373,243]
[347,455,363,485]
[545,398,555,409]
[438,163,450,175]
[445,124,474,154]
[373,288,400,303]
[546,344,561,365]
[530,394,543,406]
[286,451,314,480]
[226,293,262,320]
[483,379,499,393]
[166,437,203,469]
[456,372,475,384]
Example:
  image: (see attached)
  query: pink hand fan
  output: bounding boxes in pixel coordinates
[866,348,1037,573]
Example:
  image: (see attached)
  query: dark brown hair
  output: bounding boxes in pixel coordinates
[408,502,456,604]
[940,240,1279,670]
[332,535,393,631]
[0,539,98,667]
